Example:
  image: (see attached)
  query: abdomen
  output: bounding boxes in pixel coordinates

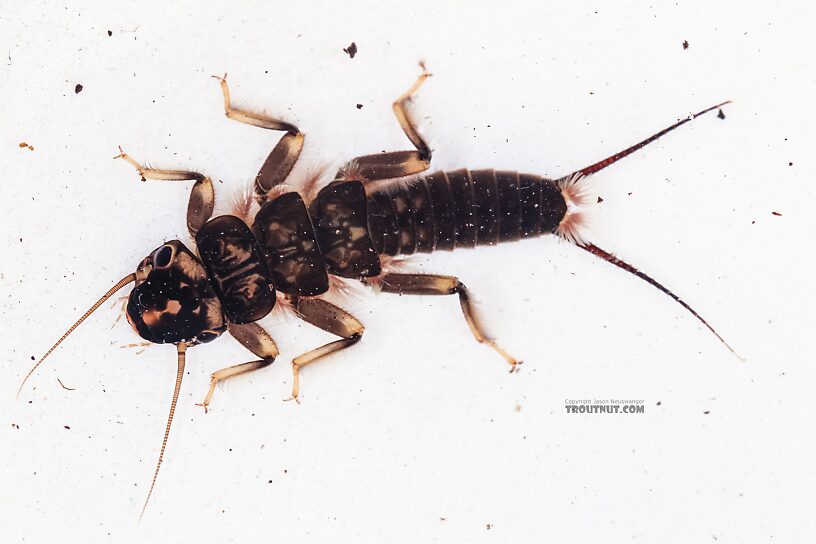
[366,169,568,256]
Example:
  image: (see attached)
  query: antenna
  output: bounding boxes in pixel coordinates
[17,273,137,397]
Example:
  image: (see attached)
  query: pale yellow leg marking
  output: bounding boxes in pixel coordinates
[457,291,522,373]
[114,147,207,182]
[338,64,433,184]
[194,323,280,412]
[379,273,522,373]
[195,359,274,413]
[212,74,300,133]
[284,298,364,403]
[392,65,433,157]
[114,146,214,236]
[284,337,360,404]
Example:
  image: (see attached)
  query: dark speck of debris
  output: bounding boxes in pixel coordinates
[703,411,710,415]
[75,83,83,94]
[682,40,689,50]
[772,211,782,217]
[656,401,661,406]
[597,196,604,204]
[107,30,112,37]
[12,423,20,429]
[268,480,272,484]
[486,524,492,530]
[356,103,363,109]
[343,42,357,59]
[788,162,793,166]
[18,142,34,151]
[30,355,35,361]
[440,517,447,521]
[717,109,725,120]
[64,425,71,429]
[627,192,633,196]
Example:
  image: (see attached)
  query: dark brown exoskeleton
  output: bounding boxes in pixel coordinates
[18,68,740,519]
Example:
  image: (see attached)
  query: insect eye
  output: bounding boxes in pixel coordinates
[153,245,174,269]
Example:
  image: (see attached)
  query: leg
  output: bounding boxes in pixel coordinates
[114,147,214,237]
[341,66,433,182]
[287,297,364,402]
[376,273,521,372]
[195,322,279,413]
[212,74,305,201]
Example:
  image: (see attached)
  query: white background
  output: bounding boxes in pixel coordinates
[1,1,814,542]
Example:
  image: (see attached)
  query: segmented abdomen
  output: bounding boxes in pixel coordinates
[366,169,567,256]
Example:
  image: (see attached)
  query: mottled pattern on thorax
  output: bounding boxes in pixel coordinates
[196,215,276,324]
[253,192,330,297]
[308,180,381,279]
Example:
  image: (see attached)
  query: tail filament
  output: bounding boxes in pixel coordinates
[579,243,742,360]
